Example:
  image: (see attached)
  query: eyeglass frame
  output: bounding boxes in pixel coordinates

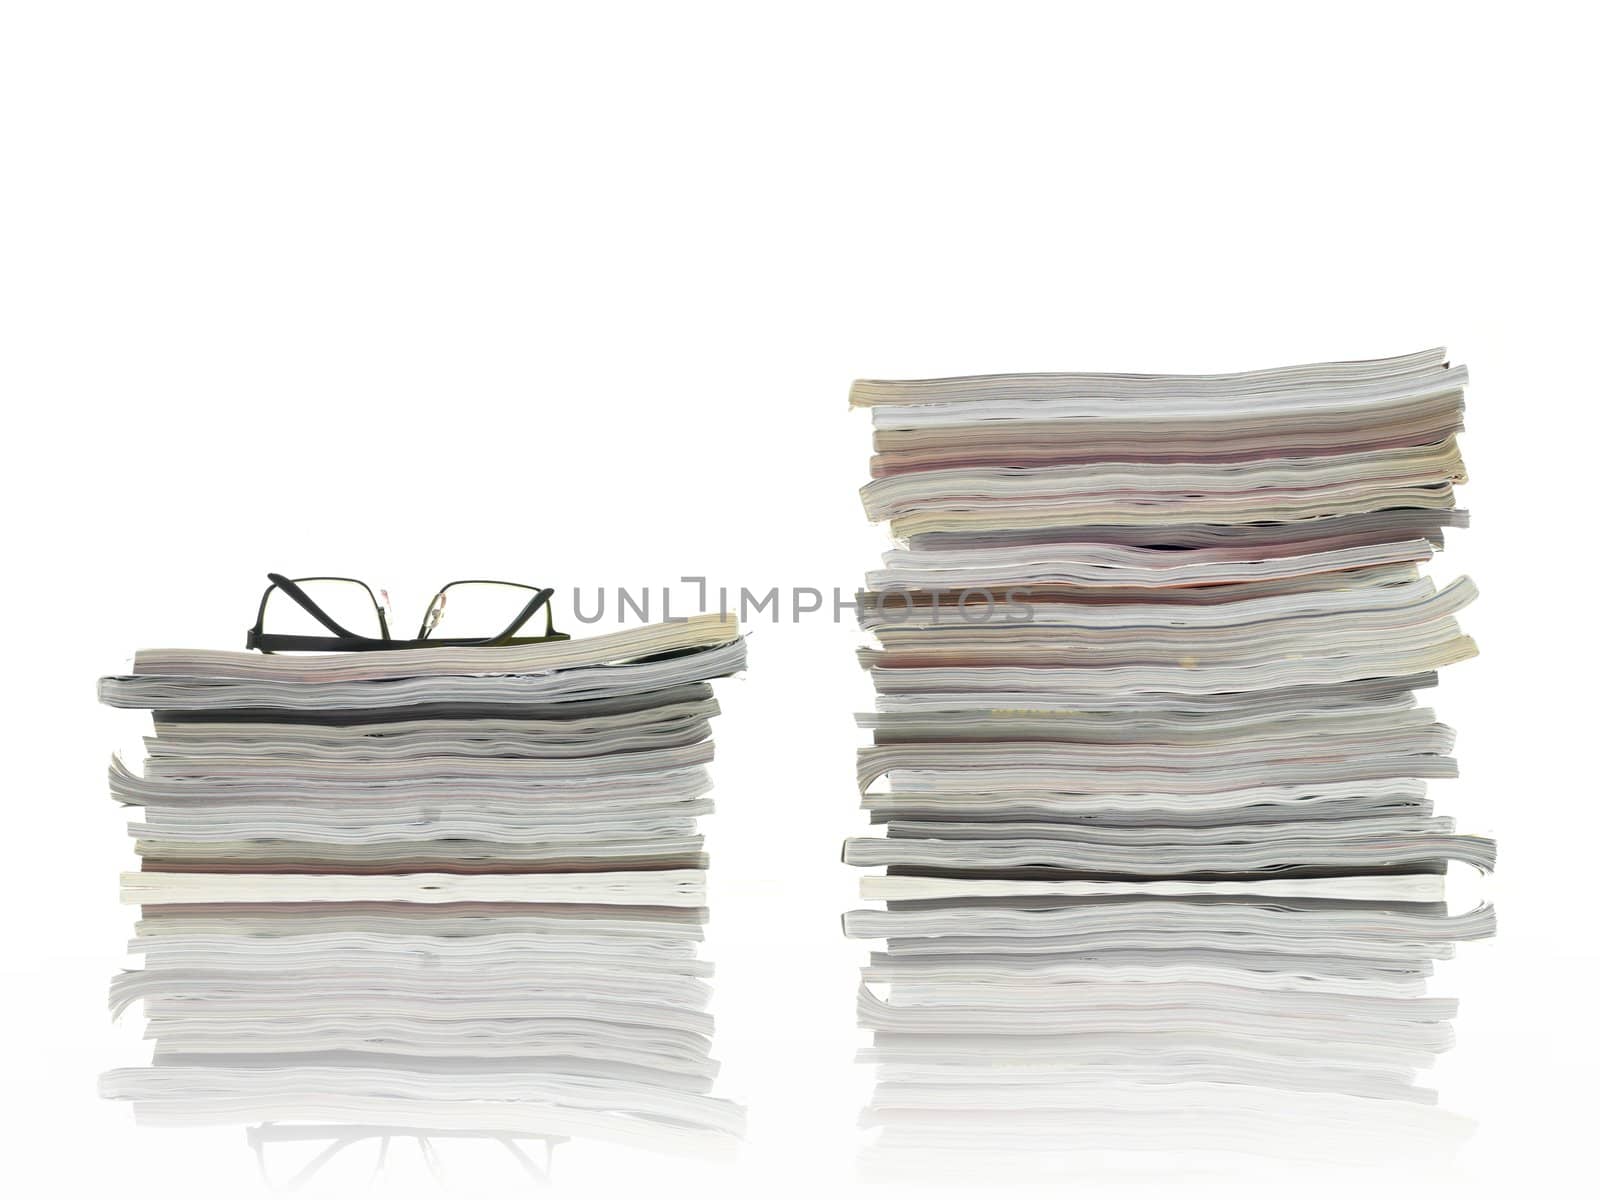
[245,572,569,653]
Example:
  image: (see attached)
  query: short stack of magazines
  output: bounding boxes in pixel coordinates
[845,350,1495,1174]
[98,615,747,1161]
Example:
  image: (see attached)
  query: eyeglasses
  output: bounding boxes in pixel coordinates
[245,573,569,653]
[248,1124,564,1188]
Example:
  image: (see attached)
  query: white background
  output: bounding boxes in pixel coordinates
[2,2,1596,1196]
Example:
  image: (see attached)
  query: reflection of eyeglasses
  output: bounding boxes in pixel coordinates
[248,1123,565,1188]
[245,573,569,653]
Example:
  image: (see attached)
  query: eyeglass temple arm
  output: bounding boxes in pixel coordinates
[259,573,367,640]
[490,587,557,643]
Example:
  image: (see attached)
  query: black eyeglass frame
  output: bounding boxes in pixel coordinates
[245,573,569,653]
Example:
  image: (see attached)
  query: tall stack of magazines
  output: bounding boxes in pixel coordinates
[845,350,1495,1175]
[99,615,747,1164]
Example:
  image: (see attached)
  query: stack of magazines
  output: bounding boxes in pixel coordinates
[99,614,747,1161]
[844,350,1495,1173]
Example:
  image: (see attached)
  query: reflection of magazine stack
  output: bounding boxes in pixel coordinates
[100,612,747,1161]
[846,351,1494,1173]
[851,895,1493,1176]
